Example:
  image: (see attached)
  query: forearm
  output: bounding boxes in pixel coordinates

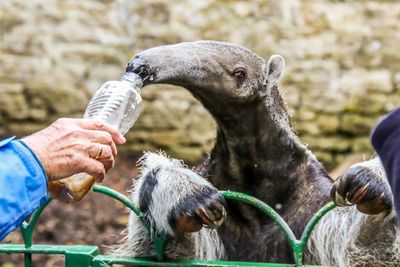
[0,136,48,240]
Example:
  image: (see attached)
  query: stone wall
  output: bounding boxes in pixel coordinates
[1,0,400,169]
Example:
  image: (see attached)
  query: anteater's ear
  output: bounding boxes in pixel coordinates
[263,55,285,90]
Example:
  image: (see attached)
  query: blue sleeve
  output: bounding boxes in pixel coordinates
[0,136,48,240]
[371,108,400,218]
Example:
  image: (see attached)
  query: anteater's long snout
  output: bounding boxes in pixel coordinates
[126,54,155,83]
[125,43,209,86]
[126,45,182,85]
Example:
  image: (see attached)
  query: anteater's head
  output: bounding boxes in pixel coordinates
[126,41,284,118]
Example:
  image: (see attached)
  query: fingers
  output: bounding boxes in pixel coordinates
[32,118,125,184]
[79,158,106,182]
[99,159,114,173]
[86,144,115,182]
[86,142,115,161]
[75,119,126,145]
[84,130,118,157]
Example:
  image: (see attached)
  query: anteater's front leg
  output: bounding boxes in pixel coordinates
[309,157,399,266]
[112,152,226,260]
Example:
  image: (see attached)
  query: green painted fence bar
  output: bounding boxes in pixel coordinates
[91,255,325,267]
[0,184,336,267]
[220,191,336,267]
[0,244,99,267]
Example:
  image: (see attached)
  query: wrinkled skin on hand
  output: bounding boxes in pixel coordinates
[22,118,126,184]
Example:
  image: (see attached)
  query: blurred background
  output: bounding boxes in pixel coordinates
[1,0,400,266]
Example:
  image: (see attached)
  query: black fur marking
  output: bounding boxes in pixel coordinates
[168,186,226,232]
[139,167,160,227]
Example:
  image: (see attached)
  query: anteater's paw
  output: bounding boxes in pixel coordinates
[331,161,393,215]
[170,188,227,233]
[134,152,227,236]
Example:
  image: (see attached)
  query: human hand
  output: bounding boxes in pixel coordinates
[22,118,126,183]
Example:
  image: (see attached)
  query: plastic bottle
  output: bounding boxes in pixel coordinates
[48,72,143,202]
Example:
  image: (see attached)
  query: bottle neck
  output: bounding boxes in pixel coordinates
[120,73,143,91]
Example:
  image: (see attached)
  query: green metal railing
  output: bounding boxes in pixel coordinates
[0,184,336,267]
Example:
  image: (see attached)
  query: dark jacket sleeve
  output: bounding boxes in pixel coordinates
[0,136,48,240]
[371,108,400,218]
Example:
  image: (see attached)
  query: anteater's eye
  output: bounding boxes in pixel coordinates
[233,68,246,80]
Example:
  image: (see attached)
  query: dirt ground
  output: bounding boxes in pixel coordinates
[0,152,147,267]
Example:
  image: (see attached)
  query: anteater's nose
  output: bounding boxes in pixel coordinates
[126,55,150,80]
